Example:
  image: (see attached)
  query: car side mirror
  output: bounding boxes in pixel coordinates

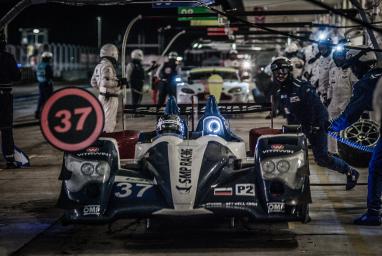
[187,77,194,85]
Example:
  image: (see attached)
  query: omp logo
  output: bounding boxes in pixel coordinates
[267,202,285,213]
[86,147,99,153]
[271,144,284,150]
[176,148,193,194]
[83,205,100,216]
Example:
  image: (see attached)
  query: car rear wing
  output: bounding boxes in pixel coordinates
[124,103,272,116]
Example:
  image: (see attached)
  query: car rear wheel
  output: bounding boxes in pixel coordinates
[338,119,380,167]
[300,204,311,224]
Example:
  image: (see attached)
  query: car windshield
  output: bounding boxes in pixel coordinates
[189,71,239,81]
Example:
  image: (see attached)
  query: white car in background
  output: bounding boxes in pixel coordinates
[177,67,250,104]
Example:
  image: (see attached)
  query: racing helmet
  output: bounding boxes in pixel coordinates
[285,42,299,58]
[100,43,119,61]
[318,37,333,57]
[270,57,293,85]
[168,51,178,59]
[156,114,184,135]
[332,39,348,67]
[41,51,53,59]
[131,49,144,61]
[344,45,377,79]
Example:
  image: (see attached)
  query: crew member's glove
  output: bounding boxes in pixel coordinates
[308,53,321,64]
[309,125,321,135]
[328,117,349,132]
[118,78,128,87]
[303,71,312,80]
[322,94,331,107]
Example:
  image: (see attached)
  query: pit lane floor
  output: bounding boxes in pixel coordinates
[1,91,382,255]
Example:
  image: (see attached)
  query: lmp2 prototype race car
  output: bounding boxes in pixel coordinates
[177,67,250,104]
[58,96,311,224]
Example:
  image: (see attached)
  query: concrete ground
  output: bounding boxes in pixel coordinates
[0,85,381,255]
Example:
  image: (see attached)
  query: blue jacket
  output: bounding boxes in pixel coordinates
[36,61,53,83]
[277,78,328,133]
[331,68,382,132]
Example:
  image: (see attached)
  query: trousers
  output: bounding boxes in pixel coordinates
[307,129,351,174]
[367,137,382,211]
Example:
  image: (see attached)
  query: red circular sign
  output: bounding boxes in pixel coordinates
[40,87,104,152]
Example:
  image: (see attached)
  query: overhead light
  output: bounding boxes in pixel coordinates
[242,60,251,69]
[318,32,327,40]
[198,44,203,49]
[193,43,199,48]
[33,29,40,34]
[252,46,262,51]
[335,44,344,52]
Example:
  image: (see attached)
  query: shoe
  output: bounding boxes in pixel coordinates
[354,210,381,226]
[346,168,360,191]
[6,162,19,169]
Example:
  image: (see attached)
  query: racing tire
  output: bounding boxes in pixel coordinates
[337,119,380,167]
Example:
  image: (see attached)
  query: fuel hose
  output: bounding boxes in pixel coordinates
[327,131,375,153]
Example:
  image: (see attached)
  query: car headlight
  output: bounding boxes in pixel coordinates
[181,87,195,94]
[262,160,275,173]
[81,163,94,176]
[277,160,290,173]
[228,87,242,94]
[207,119,221,133]
[96,162,110,176]
[261,151,306,189]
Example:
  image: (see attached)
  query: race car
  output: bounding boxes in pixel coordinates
[58,96,311,224]
[177,67,250,104]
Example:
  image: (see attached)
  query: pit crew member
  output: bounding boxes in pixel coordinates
[329,46,382,225]
[271,57,359,191]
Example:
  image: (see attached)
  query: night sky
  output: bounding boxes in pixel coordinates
[0,1,210,52]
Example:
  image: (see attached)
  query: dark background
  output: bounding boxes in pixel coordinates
[0,0,235,52]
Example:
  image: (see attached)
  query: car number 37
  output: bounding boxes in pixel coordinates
[114,182,153,198]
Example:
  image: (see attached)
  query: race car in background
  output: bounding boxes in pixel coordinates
[58,96,311,225]
[177,67,251,104]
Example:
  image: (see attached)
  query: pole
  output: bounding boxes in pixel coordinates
[4,25,8,42]
[270,95,274,129]
[121,15,142,130]
[160,30,186,57]
[97,16,102,49]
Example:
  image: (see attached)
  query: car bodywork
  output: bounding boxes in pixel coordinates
[58,96,311,224]
[177,67,250,104]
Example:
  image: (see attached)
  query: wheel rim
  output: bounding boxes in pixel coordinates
[341,120,380,147]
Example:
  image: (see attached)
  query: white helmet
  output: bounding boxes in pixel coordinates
[346,45,377,63]
[168,51,178,59]
[41,51,53,59]
[131,49,144,61]
[285,42,299,53]
[100,43,119,61]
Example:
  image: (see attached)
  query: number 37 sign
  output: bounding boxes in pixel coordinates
[40,88,104,152]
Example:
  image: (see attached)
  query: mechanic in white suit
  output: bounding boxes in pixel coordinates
[313,37,333,106]
[327,44,358,154]
[285,42,304,79]
[91,44,126,133]
[302,43,319,82]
